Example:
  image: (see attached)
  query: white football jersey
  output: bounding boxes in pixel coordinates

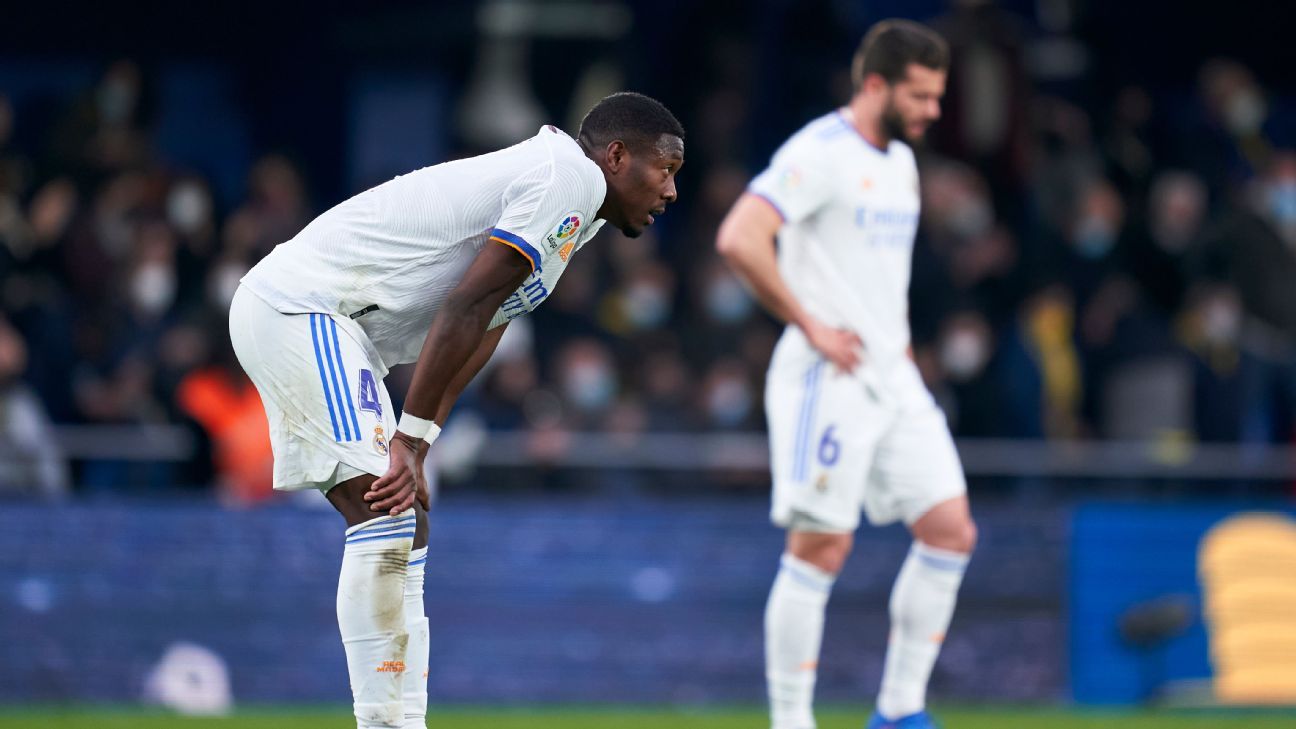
[749,111,921,366]
[242,125,606,370]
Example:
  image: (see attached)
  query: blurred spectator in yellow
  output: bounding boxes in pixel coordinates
[998,284,1083,439]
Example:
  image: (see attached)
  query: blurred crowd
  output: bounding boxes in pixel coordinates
[1,1,1294,501]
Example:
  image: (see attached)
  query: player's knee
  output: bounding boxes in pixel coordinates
[788,534,853,575]
[327,475,381,528]
[413,502,429,549]
[929,518,977,555]
[955,518,978,554]
[798,549,849,576]
[917,513,974,552]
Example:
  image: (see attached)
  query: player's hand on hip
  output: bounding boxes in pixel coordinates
[366,432,421,515]
[804,319,864,373]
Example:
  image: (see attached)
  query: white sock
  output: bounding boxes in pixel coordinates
[402,546,429,729]
[876,541,969,720]
[765,553,835,729]
[338,512,416,729]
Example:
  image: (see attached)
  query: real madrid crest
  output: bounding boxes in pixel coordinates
[373,425,389,456]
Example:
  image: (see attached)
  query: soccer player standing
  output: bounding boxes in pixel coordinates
[716,21,974,729]
[230,92,683,729]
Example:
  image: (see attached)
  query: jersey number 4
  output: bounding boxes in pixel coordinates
[357,369,382,419]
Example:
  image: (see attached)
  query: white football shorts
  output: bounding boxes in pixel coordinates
[229,285,396,492]
[764,328,967,532]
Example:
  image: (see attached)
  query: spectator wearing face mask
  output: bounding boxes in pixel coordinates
[681,258,762,367]
[553,338,621,428]
[1124,171,1211,319]
[1179,59,1282,198]
[699,260,756,328]
[911,161,994,329]
[1176,285,1266,443]
[221,154,310,262]
[599,260,676,336]
[0,315,68,498]
[1061,177,1127,300]
[910,159,1018,339]
[928,310,1002,437]
[1190,152,1296,442]
[166,175,222,303]
[70,217,177,489]
[634,347,698,432]
[697,357,758,431]
[1192,153,1296,339]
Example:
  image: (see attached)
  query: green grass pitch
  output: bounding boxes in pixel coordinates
[3,706,1295,728]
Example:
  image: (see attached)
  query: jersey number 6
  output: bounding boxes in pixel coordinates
[818,425,840,466]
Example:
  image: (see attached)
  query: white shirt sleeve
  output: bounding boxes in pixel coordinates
[489,155,598,273]
[747,139,833,225]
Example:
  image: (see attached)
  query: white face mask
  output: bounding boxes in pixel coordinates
[706,376,752,427]
[1201,298,1241,346]
[948,197,993,238]
[97,76,138,126]
[623,282,670,330]
[939,327,990,382]
[705,276,753,324]
[1267,180,1296,226]
[1225,90,1266,135]
[208,262,247,311]
[167,184,212,235]
[563,363,616,412]
[130,263,177,316]
[1073,216,1117,259]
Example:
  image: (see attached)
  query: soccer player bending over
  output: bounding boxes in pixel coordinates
[230,92,683,729]
[717,21,975,729]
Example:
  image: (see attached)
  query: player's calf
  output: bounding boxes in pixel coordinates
[402,541,429,729]
[876,498,974,722]
[335,498,418,728]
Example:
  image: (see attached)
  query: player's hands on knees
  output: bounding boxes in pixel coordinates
[803,318,864,373]
[367,432,422,515]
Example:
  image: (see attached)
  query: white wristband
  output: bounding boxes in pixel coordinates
[397,412,442,445]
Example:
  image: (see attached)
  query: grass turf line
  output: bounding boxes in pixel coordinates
[2,706,1296,728]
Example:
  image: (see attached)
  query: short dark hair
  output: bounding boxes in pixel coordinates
[851,19,949,91]
[577,92,685,152]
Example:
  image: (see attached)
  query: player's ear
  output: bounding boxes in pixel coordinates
[605,140,629,174]
[863,71,889,96]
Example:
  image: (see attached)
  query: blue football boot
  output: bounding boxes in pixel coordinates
[865,709,940,729]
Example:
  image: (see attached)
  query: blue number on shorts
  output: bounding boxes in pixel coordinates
[357,369,382,419]
[818,425,840,466]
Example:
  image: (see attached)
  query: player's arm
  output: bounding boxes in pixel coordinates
[433,321,508,425]
[402,243,530,429]
[366,242,530,515]
[394,321,506,511]
[716,193,862,372]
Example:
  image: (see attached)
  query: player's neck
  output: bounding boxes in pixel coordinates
[577,134,615,222]
[839,103,889,152]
